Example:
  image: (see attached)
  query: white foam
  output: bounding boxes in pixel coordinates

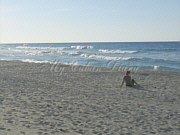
[10,49,24,52]
[16,46,69,50]
[25,51,42,55]
[56,51,81,56]
[0,59,11,61]
[99,49,138,54]
[56,51,65,55]
[154,66,160,70]
[81,54,89,58]
[11,49,52,55]
[71,46,94,49]
[16,46,93,50]
[66,51,80,55]
[21,59,49,63]
[80,54,131,61]
[63,61,78,65]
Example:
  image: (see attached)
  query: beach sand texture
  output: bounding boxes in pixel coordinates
[0,60,179,135]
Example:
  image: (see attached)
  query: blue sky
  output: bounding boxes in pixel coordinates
[0,0,180,43]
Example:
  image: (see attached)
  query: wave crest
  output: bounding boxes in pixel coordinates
[71,46,93,49]
[21,59,49,63]
[80,54,131,60]
[99,49,138,54]
[16,46,69,50]
[16,45,94,50]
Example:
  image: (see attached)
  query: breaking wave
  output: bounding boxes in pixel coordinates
[99,49,138,54]
[71,46,94,49]
[11,49,52,56]
[16,45,94,50]
[16,46,69,50]
[80,54,132,61]
[21,59,49,63]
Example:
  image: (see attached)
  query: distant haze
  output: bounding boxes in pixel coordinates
[0,0,180,43]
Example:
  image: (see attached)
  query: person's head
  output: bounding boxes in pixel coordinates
[126,70,130,75]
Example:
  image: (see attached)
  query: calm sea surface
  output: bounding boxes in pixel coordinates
[0,42,180,72]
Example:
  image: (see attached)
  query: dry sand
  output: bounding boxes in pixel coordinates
[0,60,179,135]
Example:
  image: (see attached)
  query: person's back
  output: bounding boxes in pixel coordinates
[124,75,132,86]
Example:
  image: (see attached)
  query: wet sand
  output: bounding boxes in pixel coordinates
[0,60,179,135]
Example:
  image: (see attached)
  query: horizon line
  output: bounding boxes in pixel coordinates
[1,40,180,44]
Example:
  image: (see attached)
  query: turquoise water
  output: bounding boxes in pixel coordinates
[0,42,180,72]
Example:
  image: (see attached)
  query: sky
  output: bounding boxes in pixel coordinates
[0,0,180,43]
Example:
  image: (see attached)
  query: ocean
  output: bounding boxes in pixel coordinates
[0,42,180,72]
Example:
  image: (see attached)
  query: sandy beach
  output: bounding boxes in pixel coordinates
[0,60,179,135]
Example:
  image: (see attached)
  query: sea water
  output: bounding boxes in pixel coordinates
[0,42,180,72]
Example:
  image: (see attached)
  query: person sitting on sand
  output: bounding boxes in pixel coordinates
[121,70,139,87]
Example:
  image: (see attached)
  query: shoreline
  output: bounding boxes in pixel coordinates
[0,59,179,73]
[0,60,179,134]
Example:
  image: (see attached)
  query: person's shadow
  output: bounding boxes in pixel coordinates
[132,85,155,92]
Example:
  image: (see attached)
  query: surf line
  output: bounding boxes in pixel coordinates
[106,60,138,74]
[50,60,65,75]
[70,61,102,72]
